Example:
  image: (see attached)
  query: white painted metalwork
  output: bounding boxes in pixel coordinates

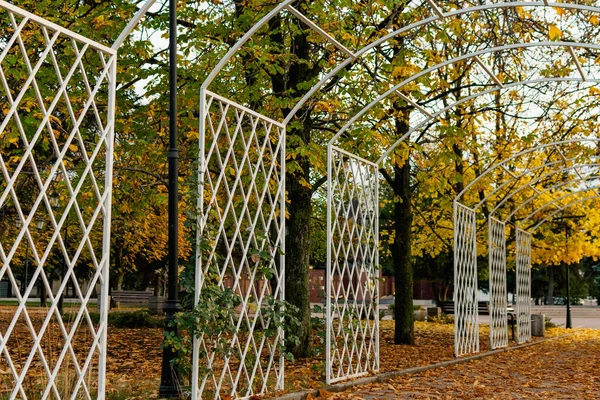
[0,2,118,398]
[567,46,587,82]
[456,138,600,205]
[286,2,600,127]
[518,186,600,227]
[490,162,600,216]
[504,174,600,223]
[196,0,600,393]
[284,5,356,58]
[474,56,504,88]
[194,89,286,399]
[515,228,532,344]
[453,202,479,357]
[488,217,508,350]
[530,194,600,232]
[326,145,379,384]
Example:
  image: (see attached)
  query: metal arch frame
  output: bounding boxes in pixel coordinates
[488,162,599,216]
[455,158,600,353]
[457,138,600,204]
[0,1,156,398]
[199,0,600,128]
[530,194,600,232]
[519,185,600,227]
[503,173,600,224]
[333,42,600,158]
[194,0,600,389]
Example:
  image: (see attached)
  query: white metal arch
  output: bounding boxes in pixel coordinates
[195,0,600,392]
[530,194,600,231]
[331,42,600,155]
[288,1,600,128]
[457,138,600,203]
[503,174,600,223]
[519,185,600,227]
[488,162,600,216]
[199,0,600,127]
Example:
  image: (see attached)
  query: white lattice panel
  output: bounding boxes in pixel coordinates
[488,217,508,349]
[193,90,285,399]
[0,3,116,398]
[453,202,479,357]
[515,228,532,344]
[326,146,379,384]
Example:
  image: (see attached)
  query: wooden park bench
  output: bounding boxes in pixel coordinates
[439,300,518,339]
[111,290,154,307]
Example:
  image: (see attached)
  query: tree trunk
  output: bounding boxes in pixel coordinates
[39,279,47,307]
[392,160,414,345]
[546,265,555,305]
[285,172,313,357]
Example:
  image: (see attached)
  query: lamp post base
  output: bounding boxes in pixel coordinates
[159,299,182,398]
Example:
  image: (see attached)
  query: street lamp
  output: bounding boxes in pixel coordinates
[159,0,182,397]
[554,214,585,330]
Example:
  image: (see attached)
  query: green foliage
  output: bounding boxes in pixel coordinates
[62,310,162,329]
[545,316,560,329]
[310,305,326,357]
[427,313,454,324]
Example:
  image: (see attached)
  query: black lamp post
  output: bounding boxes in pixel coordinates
[555,214,584,330]
[565,224,572,329]
[159,0,182,397]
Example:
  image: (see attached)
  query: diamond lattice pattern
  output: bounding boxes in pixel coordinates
[516,228,532,344]
[453,202,479,357]
[0,3,116,399]
[327,147,379,384]
[195,91,285,399]
[488,217,508,350]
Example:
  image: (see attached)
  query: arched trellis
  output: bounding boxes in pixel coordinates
[0,0,157,398]
[196,0,600,397]
[454,139,600,353]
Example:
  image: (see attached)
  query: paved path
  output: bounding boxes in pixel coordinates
[330,329,600,399]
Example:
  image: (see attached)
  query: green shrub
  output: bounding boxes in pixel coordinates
[427,313,454,324]
[62,309,163,329]
[545,316,561,329]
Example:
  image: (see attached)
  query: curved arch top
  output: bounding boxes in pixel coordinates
[199,1,600,156]
[456,138,600,203]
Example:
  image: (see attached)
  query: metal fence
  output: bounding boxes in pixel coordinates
[453,201,479,357]
[0,2,117,397]
[516,228,532,344]
[326,146,379,384]
[194,89,286,399]
[488,217,508,349]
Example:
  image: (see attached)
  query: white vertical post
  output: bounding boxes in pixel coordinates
[97,55,117,399]
[278,122,286,391]
[191,88,206,400]
[374,167,380,373]
[325,142,333,385]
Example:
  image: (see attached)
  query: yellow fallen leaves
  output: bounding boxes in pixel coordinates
[331,327,600,399]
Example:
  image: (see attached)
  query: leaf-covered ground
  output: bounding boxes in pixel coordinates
[328,328,600,399]
[0,308,578,399]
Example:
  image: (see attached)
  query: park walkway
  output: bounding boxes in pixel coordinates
[330,329,600,399]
